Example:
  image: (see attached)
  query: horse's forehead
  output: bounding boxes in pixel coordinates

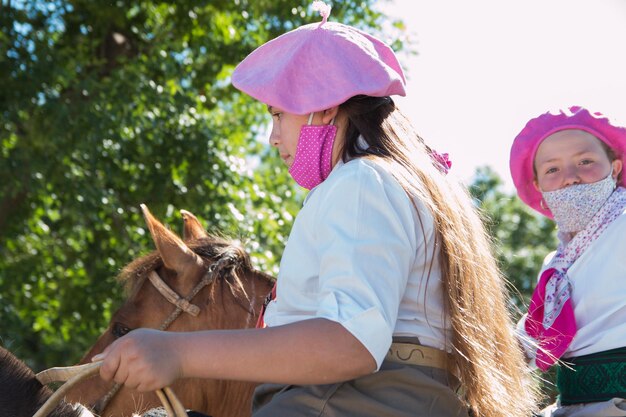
[119,239,264,295]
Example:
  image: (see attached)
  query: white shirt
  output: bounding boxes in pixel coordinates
[263,157,451,369]
[518,208,626,363]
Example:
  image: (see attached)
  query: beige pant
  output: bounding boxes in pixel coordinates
[251,360,468,417]
[540,398,626,417]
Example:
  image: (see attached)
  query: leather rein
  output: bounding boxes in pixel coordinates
[35,362,187,417]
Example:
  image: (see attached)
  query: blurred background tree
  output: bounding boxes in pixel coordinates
[0,0,410,369]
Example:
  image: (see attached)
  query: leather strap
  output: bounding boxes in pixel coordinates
[35,361,187,417]
[149,271,200,316]
[385,342,453,370]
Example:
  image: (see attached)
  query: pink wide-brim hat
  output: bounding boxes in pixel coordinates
[510,106,626,218]
[231,19,406,115]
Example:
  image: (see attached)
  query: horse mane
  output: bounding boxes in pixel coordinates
[118,234,273,309]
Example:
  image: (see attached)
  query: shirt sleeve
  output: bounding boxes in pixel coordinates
[313,161,419,369]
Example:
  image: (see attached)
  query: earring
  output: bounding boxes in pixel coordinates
[540,199,548,211]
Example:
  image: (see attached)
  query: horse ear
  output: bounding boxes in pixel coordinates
[140,204,204,273]
[180,209,208,241]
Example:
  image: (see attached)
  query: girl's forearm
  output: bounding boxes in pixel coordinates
[177,318,376,385]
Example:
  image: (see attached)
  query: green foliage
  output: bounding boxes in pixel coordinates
[0,0,406,369]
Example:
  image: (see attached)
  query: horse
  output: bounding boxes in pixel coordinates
[0,345,92,417]
[63,204,275,417]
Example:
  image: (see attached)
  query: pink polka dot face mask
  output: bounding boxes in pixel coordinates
[288,113,337,190]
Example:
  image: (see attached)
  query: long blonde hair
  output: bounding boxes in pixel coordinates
[339,95,539,417]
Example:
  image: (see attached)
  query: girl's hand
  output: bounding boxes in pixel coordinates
[92,328,183,392]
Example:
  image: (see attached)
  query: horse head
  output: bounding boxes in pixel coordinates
[64,205,274,417]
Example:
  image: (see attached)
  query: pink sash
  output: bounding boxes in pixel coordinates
[525,187,626,371]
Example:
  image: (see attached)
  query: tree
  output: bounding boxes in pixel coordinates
[0,0,408,369]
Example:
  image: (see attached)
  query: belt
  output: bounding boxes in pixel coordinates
[557,346,626,405]
[385,342,453,370]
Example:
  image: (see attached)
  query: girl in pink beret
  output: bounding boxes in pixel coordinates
[95,3,537,416]
[510,106,626,416]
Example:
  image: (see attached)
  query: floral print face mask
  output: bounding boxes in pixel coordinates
[542,171,617,233]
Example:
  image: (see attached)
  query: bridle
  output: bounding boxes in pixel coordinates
[93,254,235,414]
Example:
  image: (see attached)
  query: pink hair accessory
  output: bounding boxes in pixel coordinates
[232,2,406,115]
[430,150,452,174]
[510,106,626,218]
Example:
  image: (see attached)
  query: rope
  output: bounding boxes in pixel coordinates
[35,361,187,417]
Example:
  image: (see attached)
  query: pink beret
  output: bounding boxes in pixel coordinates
[231,17,406,115]
[510,106,626,218]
